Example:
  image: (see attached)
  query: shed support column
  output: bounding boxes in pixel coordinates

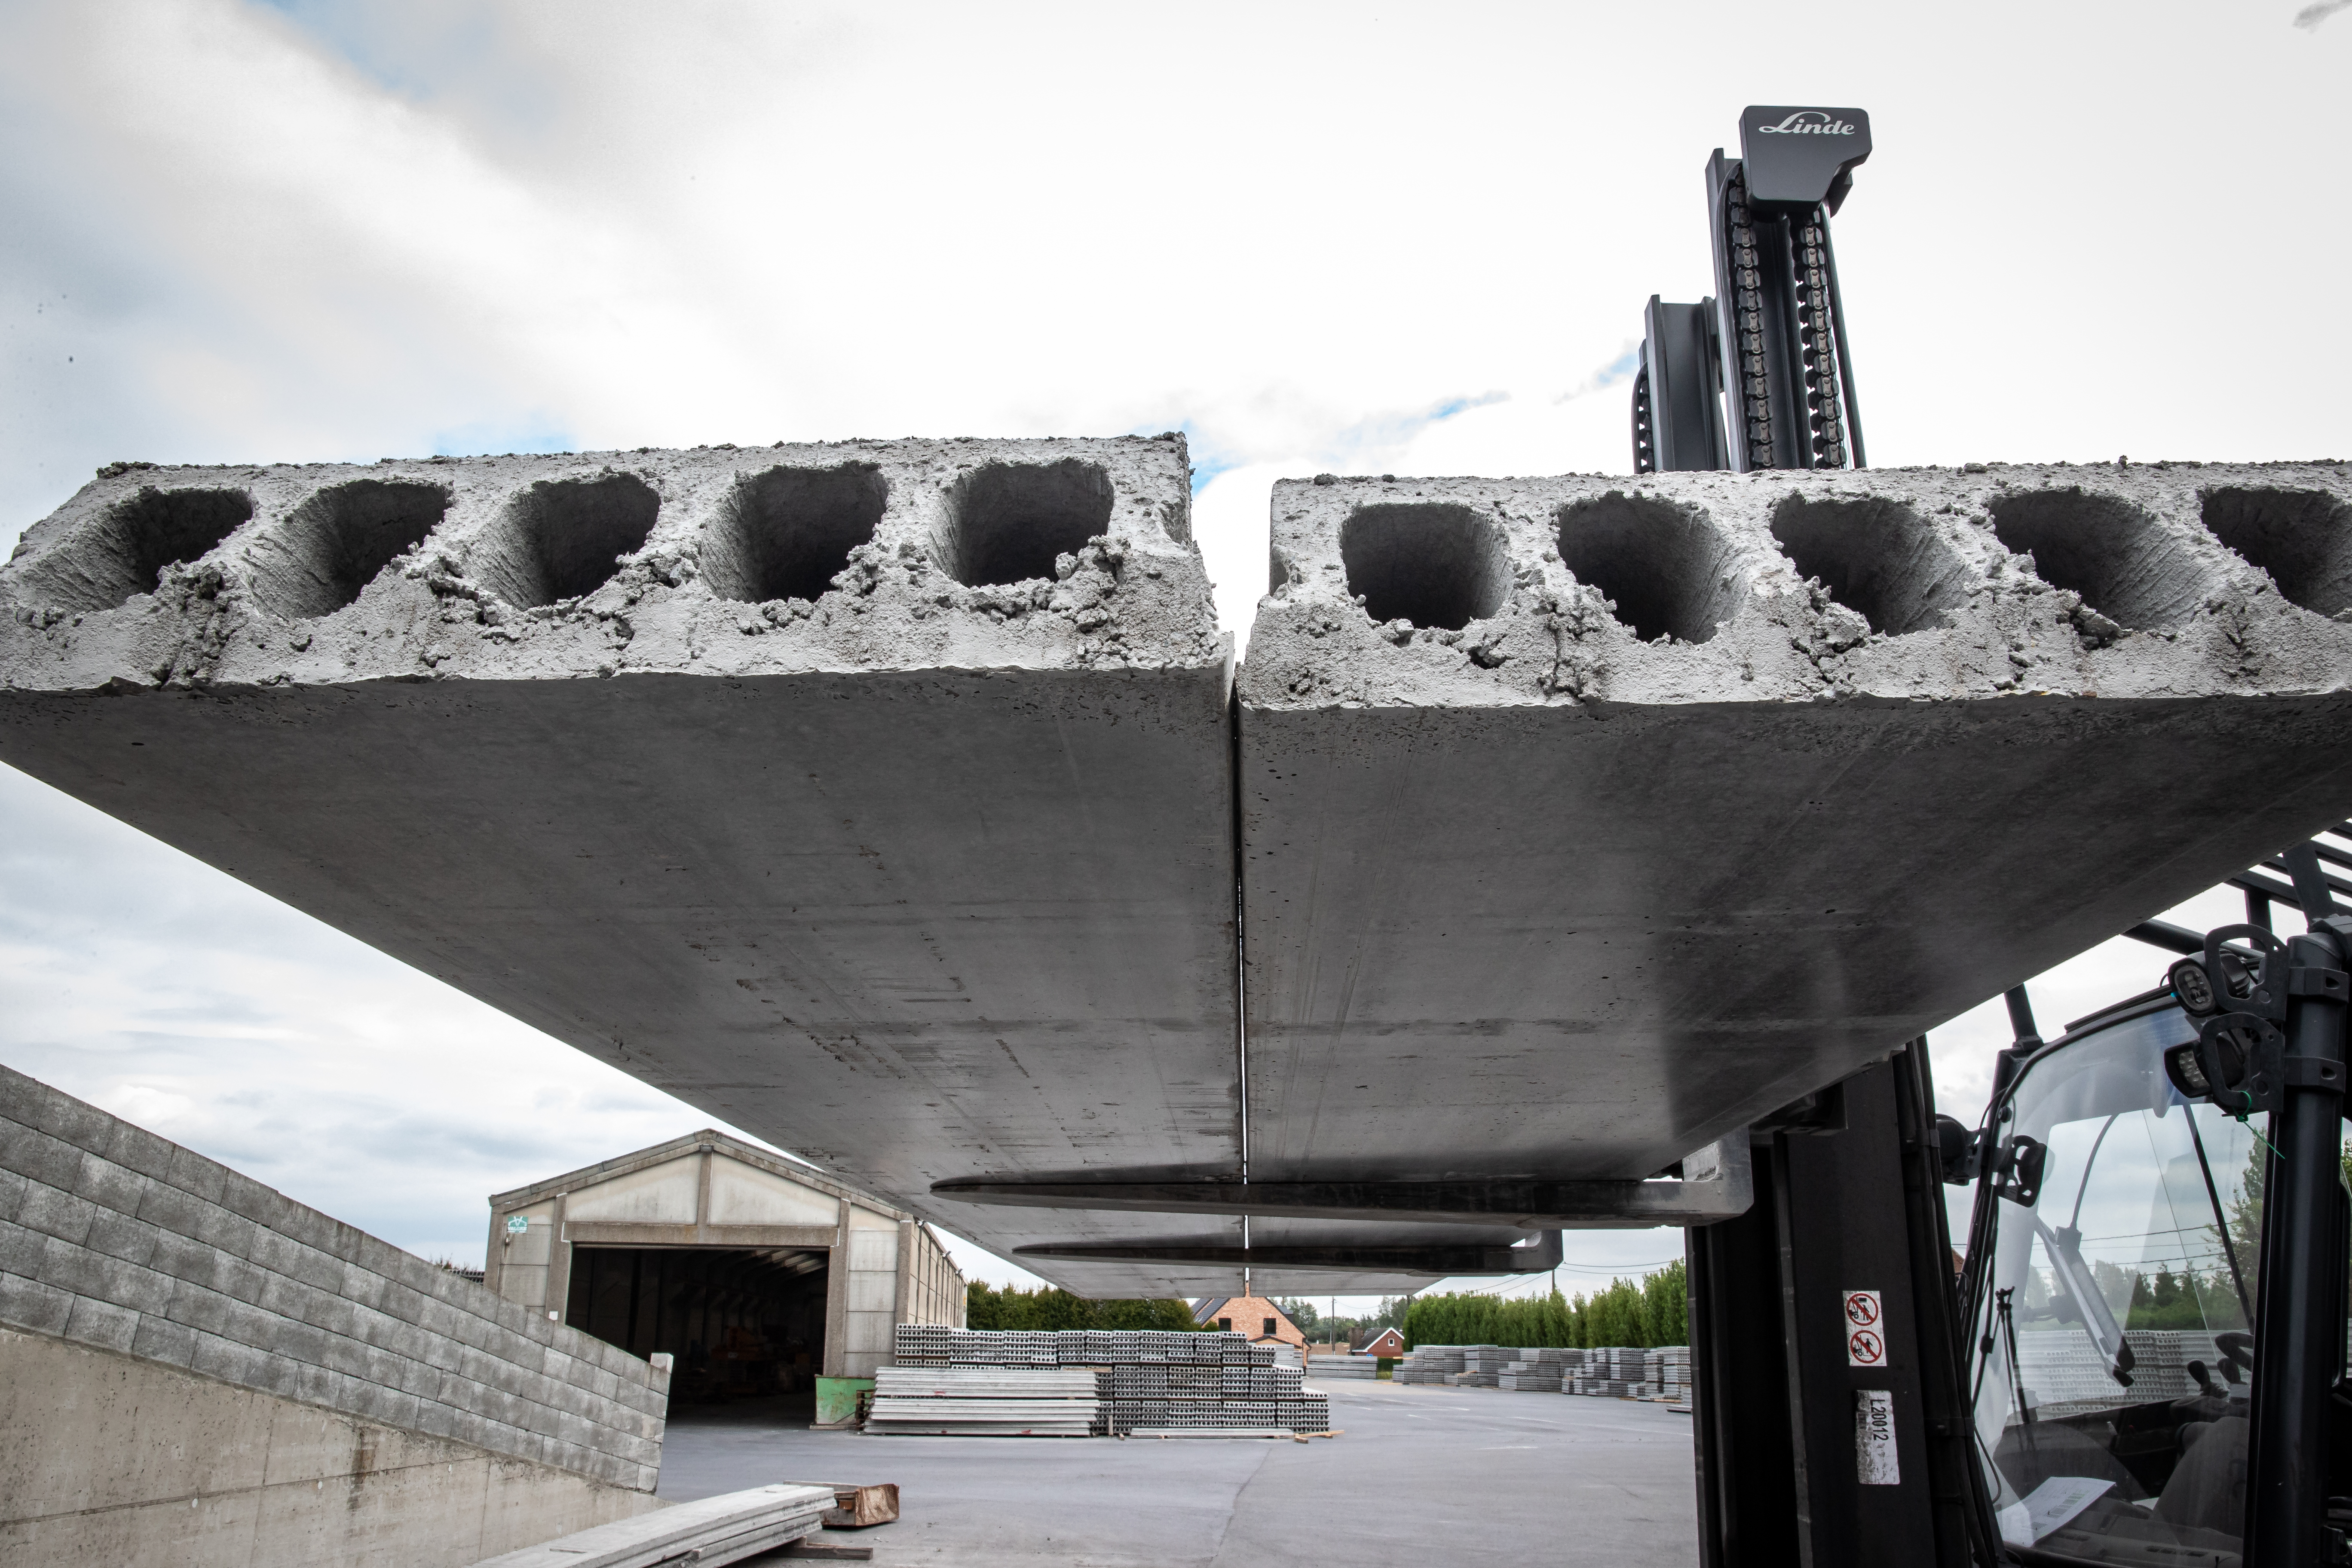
[695,1149,713,1239]
[544,1192,572,1325]
[821,1196,850,1378]
[894,1219,916,1326]
[483,1207,507,1298]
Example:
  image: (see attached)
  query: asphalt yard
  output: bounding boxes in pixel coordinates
[658,1378,1700,1567]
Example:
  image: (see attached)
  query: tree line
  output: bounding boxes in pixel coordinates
[965,1281,1204,1332]
[1400,1261,1688,1349]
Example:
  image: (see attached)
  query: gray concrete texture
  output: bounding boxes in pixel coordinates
[0,1063,669,1489]
[1239,463,2352,1200]
[652,1378,1698,1567]
[0,437,1250,1297]
[7,447,2352,1295]
[0,1326,660,1568]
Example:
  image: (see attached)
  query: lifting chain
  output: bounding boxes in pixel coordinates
[1721,171,1776,470]
[1792,212,1848,469]
[1722,170,1848,471]
[1631,360,1657,474]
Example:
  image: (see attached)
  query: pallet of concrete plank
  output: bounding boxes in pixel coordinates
[1647,1347,1691,1404]
[886,1330,1318,1436]
[1498,1348,1564,1392]
[471,1484,836,1568]
[897,1326,1274,1370]
[1393,1345,1464,1384]
[1306,1356,1380,1380]
[866,1366,1098,1436]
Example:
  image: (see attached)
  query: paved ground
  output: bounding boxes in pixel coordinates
[657,1379,1700,1567]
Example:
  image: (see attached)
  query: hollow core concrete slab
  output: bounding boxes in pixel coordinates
[0,437,1246,1293]
[1239,463,2352,1189]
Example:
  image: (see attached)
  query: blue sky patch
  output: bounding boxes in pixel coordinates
[430,415,575,459]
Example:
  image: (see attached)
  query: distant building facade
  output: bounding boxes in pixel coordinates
[486,1129,963,1384]
[1354,1326,1406,1357]
[1189,1292,1307,1350]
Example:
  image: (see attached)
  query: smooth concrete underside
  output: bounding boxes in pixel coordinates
[1237,695,2352,1186]
[0,672,1265,1296]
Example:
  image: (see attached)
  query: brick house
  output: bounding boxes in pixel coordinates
[1354,1326,1406,1358]
[1190,1292,1307,1350]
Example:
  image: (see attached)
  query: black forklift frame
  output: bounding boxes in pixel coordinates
[1692,835,2352,1566]
[1634,106,1871,475]
[1640,112,2352,1565]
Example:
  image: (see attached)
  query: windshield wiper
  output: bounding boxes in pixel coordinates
[2032,1213,2137,1388]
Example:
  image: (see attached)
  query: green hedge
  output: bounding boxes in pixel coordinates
[1400,1259,1687,1350]
[965,1281,1206,1332]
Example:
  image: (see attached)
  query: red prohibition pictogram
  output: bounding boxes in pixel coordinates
[1844,1292,1881,1327]
[1849,1328,1886,1366]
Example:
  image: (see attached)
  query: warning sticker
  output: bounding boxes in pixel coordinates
[1844,1291,1885,1366]
[1855,1388,1899,1485]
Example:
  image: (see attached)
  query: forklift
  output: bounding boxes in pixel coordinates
[1650,113,2352,1568]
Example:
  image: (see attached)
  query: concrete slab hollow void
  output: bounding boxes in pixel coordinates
[10,450,2352,1296]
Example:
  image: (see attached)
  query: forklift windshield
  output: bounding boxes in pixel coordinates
[1966,997,2263,1564]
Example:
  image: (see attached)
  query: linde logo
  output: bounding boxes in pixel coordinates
[1756,111,1857,136]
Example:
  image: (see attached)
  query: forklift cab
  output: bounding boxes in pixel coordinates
[1957,958,2351,1566]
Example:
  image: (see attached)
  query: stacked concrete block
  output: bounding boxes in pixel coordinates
[1568,1347,1652,1398]
[0,1063,667,1490]
[1240,464,2352,1197]
[1393,1345,1465,1385]
[0,438,1246,1299]
[888,1326,1326,1435]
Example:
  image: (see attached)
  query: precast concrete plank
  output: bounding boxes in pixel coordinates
[1239,463,2352,1190]
[0,437,1248,1293]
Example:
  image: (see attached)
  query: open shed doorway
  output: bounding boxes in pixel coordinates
[566,1245,828,1412]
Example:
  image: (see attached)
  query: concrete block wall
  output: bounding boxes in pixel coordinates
[1,1326,657,1568]
[0,1063,669,1491]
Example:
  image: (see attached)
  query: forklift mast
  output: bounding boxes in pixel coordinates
[1656,110,2350,1568]
[1633,107,1871,475]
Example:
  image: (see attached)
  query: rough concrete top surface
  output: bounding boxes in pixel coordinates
[1237,462,2352,1193]
[1244,462,2352,709]
[1,435,1222,688]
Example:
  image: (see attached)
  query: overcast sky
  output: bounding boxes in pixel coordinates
[3,0,2347,1305]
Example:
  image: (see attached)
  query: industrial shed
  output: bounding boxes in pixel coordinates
[484,1130,964,1392]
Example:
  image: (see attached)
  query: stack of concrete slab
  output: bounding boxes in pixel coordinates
[1569,1347,1652,1398]
[471,1485,836,1568]
[1498,1349,1567,1391]
[1455,1345,1512,1386]
[866,1366,1099,1436]
[1306,1354,1380,1380]
[1393,1345,1465,1385]
[1647,1346,1691,1404]
[888,1325,1328,1436]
